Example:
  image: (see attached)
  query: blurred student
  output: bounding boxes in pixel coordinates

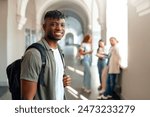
[96,39,108,92]
[79,34,93,93]
[97,37,121,99]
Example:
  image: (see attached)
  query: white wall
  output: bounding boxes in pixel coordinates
[7,0,24,64]
[7,0,36,65]
[0,0,8,85]
[121,1,150,99]
[0,0,37,86]
[106,0,128,68]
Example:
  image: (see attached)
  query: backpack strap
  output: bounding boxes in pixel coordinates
[57,45,65,68]
[26,43,46,86]
[26,43,46,66]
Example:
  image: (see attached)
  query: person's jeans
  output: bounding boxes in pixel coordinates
[97,59,107,84]
[83,55,91,90]
[104,74,117,96]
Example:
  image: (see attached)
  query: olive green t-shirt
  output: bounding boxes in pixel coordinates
[20,39,65,100]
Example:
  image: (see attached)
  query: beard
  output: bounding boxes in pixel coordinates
[46,31,61,42]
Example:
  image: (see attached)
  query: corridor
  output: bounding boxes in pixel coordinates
[0,0,150,100]
[0,44,121,100]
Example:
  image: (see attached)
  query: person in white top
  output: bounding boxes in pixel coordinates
[79,34,93,93]
[96,39,108,91]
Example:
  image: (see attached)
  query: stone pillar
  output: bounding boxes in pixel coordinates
[96,0,107,43]
[0,0,8,86]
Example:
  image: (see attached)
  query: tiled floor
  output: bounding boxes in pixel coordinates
[0,86,11,100]
[63,45,120,100]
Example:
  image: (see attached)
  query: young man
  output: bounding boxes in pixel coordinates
[20,10,71,100]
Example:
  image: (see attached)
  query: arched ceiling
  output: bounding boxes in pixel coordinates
[36,0,91,34]
[63,10,83,35]
[17,0,105,34]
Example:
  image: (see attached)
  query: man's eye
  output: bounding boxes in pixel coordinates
[49,23,65,27]
[50,23,56,26]
[61,24,65,27]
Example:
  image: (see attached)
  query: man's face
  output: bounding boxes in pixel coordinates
[110,38,117,46]
[43,18,65,41]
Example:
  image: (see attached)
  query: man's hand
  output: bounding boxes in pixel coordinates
[63,75,71,87]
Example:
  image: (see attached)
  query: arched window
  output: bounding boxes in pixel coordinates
[106,0,128,68]
[65,33,74,45]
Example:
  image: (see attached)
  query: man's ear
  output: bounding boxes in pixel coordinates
[43,23,46,31]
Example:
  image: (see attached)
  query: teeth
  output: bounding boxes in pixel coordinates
[55,32,62,35]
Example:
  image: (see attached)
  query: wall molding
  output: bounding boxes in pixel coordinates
[17,0,29,30]
[17,15,27,30]
[130,0,150,16]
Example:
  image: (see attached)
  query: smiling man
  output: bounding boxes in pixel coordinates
[20,10,71,100]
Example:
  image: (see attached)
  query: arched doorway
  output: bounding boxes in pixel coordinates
[65,33,74,45]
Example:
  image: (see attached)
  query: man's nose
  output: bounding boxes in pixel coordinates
[55,24,62,30]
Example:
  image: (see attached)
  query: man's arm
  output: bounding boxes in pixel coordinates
[21,79,37,100]
[20,49,41,100]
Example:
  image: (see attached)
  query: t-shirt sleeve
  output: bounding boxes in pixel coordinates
[79,44,84,50]
[20,48,42,82]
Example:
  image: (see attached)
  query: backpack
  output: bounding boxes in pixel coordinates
[6,43,46,100]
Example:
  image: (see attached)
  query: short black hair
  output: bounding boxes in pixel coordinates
[44,10,65,20]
